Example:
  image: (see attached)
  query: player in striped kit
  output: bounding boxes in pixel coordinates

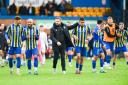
[22,19,39,75]
[92,20,106,73]
[68,17,91,74]
[5,16,24,75]
[113,22,128,68]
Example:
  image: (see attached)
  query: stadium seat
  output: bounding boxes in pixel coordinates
[83,8,89,12]
[35,7,40,15]
[88,7,94,12]
[66,12,72,16]
[72,12,78,16]
[106,8,111,12]
[90,12,97,17]
[78,12,84,17]
[54,11,62,16]
[84,11,91,17]
[99,8,106,13]
[96,12,103,17]
[75,7,82,12]
[93,7,100,12]
[16,7,19,14]
[61,13,66,16]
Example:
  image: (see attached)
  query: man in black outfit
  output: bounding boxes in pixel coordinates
[50,17,73,74]
[8,2,17,15]
[0,23,7,67]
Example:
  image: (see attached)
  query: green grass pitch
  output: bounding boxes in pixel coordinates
[0,58,128,85]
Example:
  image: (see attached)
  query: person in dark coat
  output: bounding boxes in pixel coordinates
[50,17,74,74]
[28,3,35,15]
[19,4,28,15]
[0,23,7,67]
[8,2,17,15]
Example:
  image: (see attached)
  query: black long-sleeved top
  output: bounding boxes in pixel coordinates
[0,30,7,50]
[50,23,74,48]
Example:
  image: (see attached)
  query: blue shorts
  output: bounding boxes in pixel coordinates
[104,42,114,52]
[75,46,86,57]
[8,47,21,55]
[66,47,74,52]
[93,47,104,56]
[26,48,38,59]
[115,46,128,54]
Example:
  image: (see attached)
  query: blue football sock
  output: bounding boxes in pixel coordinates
[27,59,31,70]
[100,59,104,67]
[8,58,13,68]
[16,57,21,68]
[68,55,72,63]
[76,62,79,68]
[92,60,96,69]
[79,64,83,71]
[34,58,38,67]
[106,55,111,64]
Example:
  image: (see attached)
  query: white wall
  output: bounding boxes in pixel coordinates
[9,0,72,7]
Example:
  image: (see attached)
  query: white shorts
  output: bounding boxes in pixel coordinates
[41,45,46,53]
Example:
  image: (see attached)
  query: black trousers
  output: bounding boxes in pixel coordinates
[53,46,66,71]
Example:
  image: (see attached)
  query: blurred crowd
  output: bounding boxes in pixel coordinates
[0,0,74,16]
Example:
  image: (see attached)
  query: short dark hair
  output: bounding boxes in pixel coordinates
[119,22,124,25]
[107,16,113,20]
[55,17,62,20]
[79,17,85,21]
[97,20,103,24]
[14,16,21,20]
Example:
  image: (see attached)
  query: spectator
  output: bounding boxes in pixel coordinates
[0,0,7,8]
[58,0,73,13]
[8,2,17,15]
[0,0,8,15]
[28,3,35,15]
[64,0,73,11]
[0,23,7,67]
[39,3,46,15]
[45,1,57,16]
[19,4,28,15]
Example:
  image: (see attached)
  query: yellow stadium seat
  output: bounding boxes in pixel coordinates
[72,12,78,16]
[93,7,100,12]
[83,8,89,12]
[84,11,91,17]
[90,12,97,17]
[88,7,94,12]
[61,14,66,16]
[66,12,72,16]
[74,8,81,11]
[78,12,85,17]
[99,8,106,13]
[54,11,62,16]
[35,7,40,15]
[106,8,111,12]
[16,7,19,14]
[96,12,103,17]
[65,7,109,17]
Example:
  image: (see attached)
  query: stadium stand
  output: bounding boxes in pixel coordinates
[0,0,126,26]
[0,0,111,17]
